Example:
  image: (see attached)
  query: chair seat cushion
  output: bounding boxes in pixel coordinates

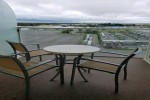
[79,61,118,73]
[24,61,56,76]
[0,61,55,78]
[0,67,23,77]
[29,50,51,57]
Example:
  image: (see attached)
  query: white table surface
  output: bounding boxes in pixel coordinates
[44,45,100,55]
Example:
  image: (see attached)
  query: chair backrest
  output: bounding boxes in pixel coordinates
[6,40,31,61]
[119,48,141,69]
[0,55,27,77]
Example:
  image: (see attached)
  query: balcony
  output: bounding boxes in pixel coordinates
[0,1,150,99]
[0,55,150,100]
[1,18,150,100]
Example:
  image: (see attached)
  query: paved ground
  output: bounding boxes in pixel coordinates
[21,28,82,48]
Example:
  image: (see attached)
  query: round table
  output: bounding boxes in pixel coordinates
[44,45,100,84]
[44,45,100,55]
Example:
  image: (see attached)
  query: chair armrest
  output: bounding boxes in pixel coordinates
[24,43,41,49]
[28,49,43,52]
[10,52,27,57]
[24,43,39,46]
[99,51,128,56]
[79,57,120,66]
[25,58,58,71]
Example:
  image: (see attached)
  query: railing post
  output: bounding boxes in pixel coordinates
[17,27,22,43]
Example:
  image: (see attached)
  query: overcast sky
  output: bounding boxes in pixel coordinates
[3,0,150,23]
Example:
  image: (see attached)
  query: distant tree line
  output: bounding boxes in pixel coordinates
[17,22,150,28]
[97,23,136,27]
[17,23,50,26]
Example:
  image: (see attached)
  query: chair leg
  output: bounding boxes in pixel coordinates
[115,74,119,93]
[81,68,87,72]
[50,70,60,81]
[78,68,88,82]
[88,68,90,73]
[55,54,59,65]
[70,64,77,85]
[39,55,42,61]
[124,64,127,80]
[25,78,30,100]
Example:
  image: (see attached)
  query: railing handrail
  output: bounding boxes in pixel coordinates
[17,26,150,30]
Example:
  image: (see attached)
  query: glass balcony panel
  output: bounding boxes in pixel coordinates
[19,26,150,58]
[20,28,83,50]
[0,0,19,55]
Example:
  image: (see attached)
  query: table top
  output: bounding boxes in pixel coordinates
[44,45,100,55]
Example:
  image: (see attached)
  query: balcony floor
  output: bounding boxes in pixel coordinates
[0,57,150,100]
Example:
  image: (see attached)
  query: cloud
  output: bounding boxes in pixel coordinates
[3,0,150,23]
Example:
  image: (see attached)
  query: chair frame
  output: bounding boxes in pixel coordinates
[0,55,59,100]
[6,40,51,61]
[70,48,141,93]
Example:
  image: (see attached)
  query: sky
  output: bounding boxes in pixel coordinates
[3,0,150,23]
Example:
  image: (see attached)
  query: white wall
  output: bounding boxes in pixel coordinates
[0,0,19,55]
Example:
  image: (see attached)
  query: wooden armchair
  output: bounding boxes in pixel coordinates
[70,48,141,93]
[0,55,59,100]
[6,40,56,62]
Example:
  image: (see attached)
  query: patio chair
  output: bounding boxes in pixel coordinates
[70,48,141,93]
[0,55,59,100]
[6,40,57,62]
